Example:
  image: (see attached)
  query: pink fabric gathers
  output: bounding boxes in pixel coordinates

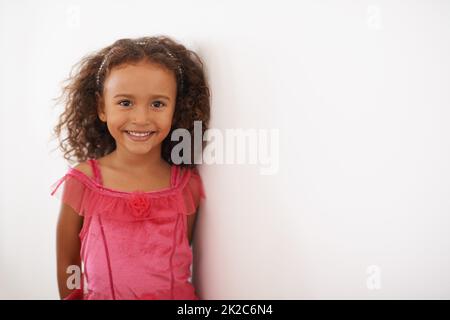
[50,159,205,300]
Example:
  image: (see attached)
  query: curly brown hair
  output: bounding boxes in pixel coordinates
[51,35,210,169]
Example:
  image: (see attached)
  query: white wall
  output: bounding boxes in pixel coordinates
[1,0,449,299]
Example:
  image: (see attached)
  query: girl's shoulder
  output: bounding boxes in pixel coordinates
[72,161,94,179]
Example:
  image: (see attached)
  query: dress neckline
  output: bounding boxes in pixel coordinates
[70,159,180,196]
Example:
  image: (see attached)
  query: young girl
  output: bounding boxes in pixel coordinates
[50,35,210,300]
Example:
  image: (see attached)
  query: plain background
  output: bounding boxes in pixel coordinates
[0,0,449,299]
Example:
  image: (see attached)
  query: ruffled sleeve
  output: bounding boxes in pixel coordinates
[50,166,206,222]
[50,171,88,215]
[180,167,206,215]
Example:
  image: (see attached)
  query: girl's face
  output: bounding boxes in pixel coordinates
[97,60,177,158]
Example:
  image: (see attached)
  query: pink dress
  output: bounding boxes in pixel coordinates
[50,159,205,300]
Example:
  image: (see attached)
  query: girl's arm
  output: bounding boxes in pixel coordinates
[187,209,199,246]
[56,202,84,299]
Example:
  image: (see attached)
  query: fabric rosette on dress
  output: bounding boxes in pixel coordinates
[127,191,151,218]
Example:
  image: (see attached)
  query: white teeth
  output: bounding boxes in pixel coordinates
[126,131,153,137]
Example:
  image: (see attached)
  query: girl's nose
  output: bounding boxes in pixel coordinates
[131,104,151,123]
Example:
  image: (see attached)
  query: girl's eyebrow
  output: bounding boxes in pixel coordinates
[113,93,171,101]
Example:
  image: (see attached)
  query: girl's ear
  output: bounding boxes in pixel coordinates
[96,92,106,122]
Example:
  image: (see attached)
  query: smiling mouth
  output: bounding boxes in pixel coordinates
[124,130,155,136]
[124,130,156,141]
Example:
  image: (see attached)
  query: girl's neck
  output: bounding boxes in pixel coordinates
[106,148,168,176]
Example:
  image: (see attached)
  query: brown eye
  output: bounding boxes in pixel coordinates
[119,100,132,107]
[152,101,165,108]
